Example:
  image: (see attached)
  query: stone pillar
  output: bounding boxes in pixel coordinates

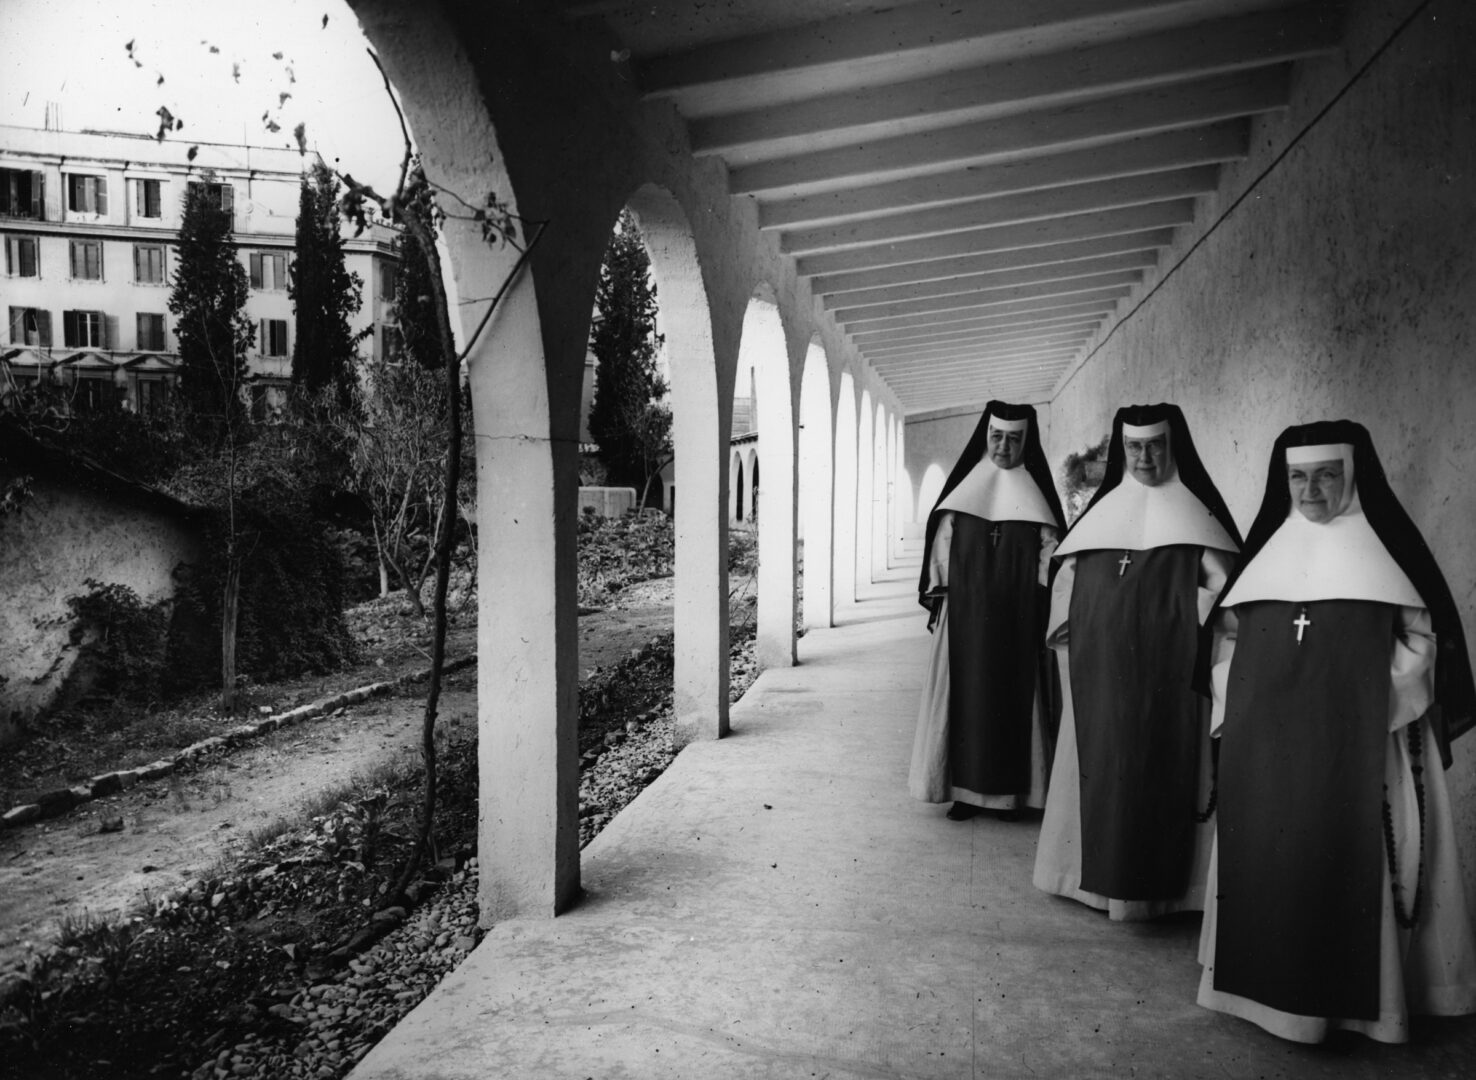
[749,300,797,669]
[832,374,858,607]
[799,344,834,629]
[631,191,729,743]
[466,272,581,922]
[856,391,874,590]
[876,406,893,570]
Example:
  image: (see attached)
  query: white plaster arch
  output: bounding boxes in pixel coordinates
[626,184,731,743]
[876,402,892,572]
[832,371,859,608]
[351,1,586,922]
[856,389,875,591]
[798,338,834,630]
[739,291,798,670]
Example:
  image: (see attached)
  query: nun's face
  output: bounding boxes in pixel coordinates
[1288,459,1346,523]
[987,427,1025,470]
[1124,434,1170,487]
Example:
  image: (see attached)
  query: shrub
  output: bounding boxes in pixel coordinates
[65,579,171,705]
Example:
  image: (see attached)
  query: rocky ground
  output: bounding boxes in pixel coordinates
[0,519,765,1079]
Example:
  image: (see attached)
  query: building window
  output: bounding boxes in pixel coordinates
[250,382,287,423]
[134,244,166,285]
[74,375,117,414]
[382,325,404,362]
[136,377,168,414]
[70,240,103,281]
[63,310,108,349]
[188,180,234,213]
[66,173,109,215]
[379,263,397,301]
[1,168,45,219]
[4,236,39,277]
[135,178,163,219]
[8,306,52,347]
[137,313,166,352]
[260,318,288,357]
[249,251,289,291]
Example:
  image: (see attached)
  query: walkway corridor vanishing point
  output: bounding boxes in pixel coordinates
[351,572,1476,1080]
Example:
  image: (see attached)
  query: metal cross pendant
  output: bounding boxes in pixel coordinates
[990,525,1002,547]
[1293,607,1312,644]
[1117,551,1133,577]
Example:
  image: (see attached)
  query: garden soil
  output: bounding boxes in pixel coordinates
[0,586,673,973]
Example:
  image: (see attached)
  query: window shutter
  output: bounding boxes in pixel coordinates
[8,307,19,344]
[31,171,45,220]
[104,315,119,350]
[135,179,143,216]
[21,239,36,277]
[259,319,267,353]
[221,185,234,214]
[63,310,78,348]
[36,310,51,348]
[134,245,143,282]
[3,237,11,276]
[249,252,263,288]
[96,178,108,216]
[69,242,78,279]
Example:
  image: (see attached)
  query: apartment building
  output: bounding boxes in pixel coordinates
[0,124,397,418]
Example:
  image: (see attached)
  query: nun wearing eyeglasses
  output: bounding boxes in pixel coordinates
[908,402,1066,821]
[1033,404,1241,919]
[1195,420,1476,1043]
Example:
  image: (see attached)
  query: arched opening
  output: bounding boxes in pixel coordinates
[798,340,834,630]
[874,401,890,575]
[832,373,858,607]
[627,185,729,744]
[856,389,874,591]
[917,463,948,526]
[751,455,761,519]
[737,293,797,671]
[733,453,745,522]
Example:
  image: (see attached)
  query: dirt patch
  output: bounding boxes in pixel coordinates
[0,587,675,973]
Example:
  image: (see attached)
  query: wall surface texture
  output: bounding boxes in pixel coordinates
[0,476,199,745]
[1046,0,1476,904]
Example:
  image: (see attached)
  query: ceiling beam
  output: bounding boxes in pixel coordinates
[729,67,1290,195]
[638,0,1188,95]
[859,318,1105,352]
[798,201,1195,276]
[851,307,1113,346]
[868,331,1096,365]
[760,123,1248,230]
[695,5,1335,155]
[821,250,1156,311]
[812,229,1173,294]
[885,364,1079,394]
[835,271,1143,325]
[875,342,1090,373]
[782,166,1219,255]
[849,294,1127,336]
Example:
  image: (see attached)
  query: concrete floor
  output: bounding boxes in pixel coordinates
[351,565,1476,1080]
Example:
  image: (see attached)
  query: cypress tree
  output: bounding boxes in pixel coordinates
[168,173,253,431]
[588,211,665,490]
[289,161,363,409]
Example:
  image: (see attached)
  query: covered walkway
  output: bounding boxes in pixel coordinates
[351,569,1475,1079]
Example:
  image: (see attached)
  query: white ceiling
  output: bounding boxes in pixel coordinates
[559,0,1343,414]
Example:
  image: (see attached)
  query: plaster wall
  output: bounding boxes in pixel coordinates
[1046,0,1476,905]
[0,475,199,745]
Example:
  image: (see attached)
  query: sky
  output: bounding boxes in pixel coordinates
[0,0,405,193]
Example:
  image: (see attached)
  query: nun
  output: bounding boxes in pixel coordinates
[1196,420,1476,1043]
[1033,403,1241,918]
[908,401,1066,820]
